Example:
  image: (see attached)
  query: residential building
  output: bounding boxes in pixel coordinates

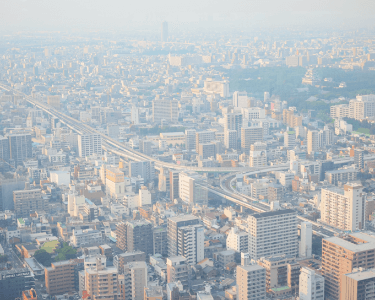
[226,227,248,253]
[129,161,155,183]
[116,220,153,255]
[233,91,248,108]
[225,112,243,139]
[114,251,146,273]
[169,170,179,201]
[299,222,312,258]
[153,226,168,256]
[322,233,375,300]
[177,224,204,265]
[179,172,208,205]
[320,183,365,231]
[325,167,358,186]
[78,134,102,157]
[299,267,324,300]
[330,104,349,119]
[8,134,32,166]
[13,186,47,217]
[354,149,364,169]
[341,268,375,300]
[224,129,237,149]
[284,131,296,150]
[247,209,298,259]
[236,264,266,300]
[196,131,215,152]
[185,129,196,152]
[152,98,178,123]
[307,130,319,154]
[167,256,189,286]
[70,229,102,247]
[241,126,263,151]
[203,79,230,98]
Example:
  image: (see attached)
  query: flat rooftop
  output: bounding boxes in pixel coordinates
[325,232,375,253]
[345,269,375,281]
[251,209,295,219]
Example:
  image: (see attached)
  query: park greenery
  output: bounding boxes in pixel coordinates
[33,242,78,266]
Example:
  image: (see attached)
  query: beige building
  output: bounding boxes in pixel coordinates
[85,257,120,300]
[241,126,263,151]
[152,98,178,123]
[47,95,61,109]
[237,264,266,300]
[341,268,375,300]
[320,183,365,231]
[13,187,47,217]
[123,261,148,300]
[349,95,375,120]
[106,167,128,198]
[322,233,375,300]
[144,286,163,300]
[307,130,319,154]
[167,256,189,287]
[330,104,349,119]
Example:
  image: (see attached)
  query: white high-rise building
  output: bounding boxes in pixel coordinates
[300,222,312,258]
[185,129,196,152]
[224,129,237,149]
[249,143,267,168]
[237,264,266,300]
[78,134,102,157]
[299,267,324,300]
[179,172,208,205]
[226,227,248,253]
[307,130,319,154]
[321,183,365,231]
[349,94,375,120]
[284,130,296,150]
[233,91,248,108]
[131,106,139,125]
[225,112,243,139]
[138,186,151,207]
[178,224,204,265]
[247,209,298,259]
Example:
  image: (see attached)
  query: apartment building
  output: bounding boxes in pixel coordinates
[283,109,302,127]
[169,170,179,201]
[129,161,155,183]
[224,112,243,139]
[152,98,178,123]
[226,227,248,253]
[284,131,296,150]
[224,129,237,149]
[257,255,300,296]
[13,186,47,217]
[325,168,358,186]
[106,167,127,197]
[203,79,230,98]
[195,131,215,152]
[233,91,248,108]
[78,134,102,157]
[167,215,200,257]
[330,104,349,119]
[70,229,101,247]
[178,172,208,205]
[248,209,298,259]
[237,264,266,300]
[85,258,120,300]
[307,130,319,154]
[322,233,375,300]
[153,227,168,256]
[8,134,33,166]
[114,251,146,273]
[185,129,196,151]
[320,183,365,231]
[341,268,375,300]
[177,224,204,265]
[166,256,189,287]
[349,95,375,120]
[241,126,263,151]
[299,267,324,300]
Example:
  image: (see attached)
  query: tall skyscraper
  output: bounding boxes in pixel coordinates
[248,209,298,259]
[161,21,168,42]
[78,134,102,157]
[322,233,375,300]
[167,215,200,257]
[320,183,365,231]
[237,264,266,300]
[299,267,324,300]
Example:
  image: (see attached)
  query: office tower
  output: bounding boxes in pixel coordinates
[224,129,237,149]
[105,167,127,198]
[161,21,168,42]
[322,233,375,300]
[233,91,248,108]
[167,256,189,286]
[0,268,35,300]
[152,98,178,123]
[249,142,267,168]
[153,226,168,256]
[354,149,364,169]
[307,130,319,155]
[47,95,61,109]
[257,255,300,295]
[341,268,375,300]
[299,267,324,300]
[131,106,140,124]
[158,167,170,192]
[123,261,148,300]
[114,251,146,274]
[241,126,263,151]
[78,134,102,157]
[8,134,32,166]
[45,260,83,296]
[139,140,153,156]
[226,227,248,253]
[129,161,155,183]
[117,220,153,255]
[168,215,200,256]
[299,222,312,258]
[203,79,230,98]
[321,183,365,231]
[13,185,47,217]
[237,264,266,300]
[177,224,204,265]
[248,209,298,259]
[225,112,243,138]
[85,258,120,300]
[195,131,215,152]
[169,170,179,201]
[198,142,216,158]
[284,130,296,150]
[185,129,196,152]
[178,172,208,205]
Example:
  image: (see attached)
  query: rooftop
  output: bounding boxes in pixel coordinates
[251,209,296,219]
[345,268,375,281]
[325,232,375,253]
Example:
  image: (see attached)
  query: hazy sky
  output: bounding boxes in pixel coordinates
[1,0,375,33]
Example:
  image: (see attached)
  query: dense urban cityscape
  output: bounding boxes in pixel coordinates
[1,5,375,300]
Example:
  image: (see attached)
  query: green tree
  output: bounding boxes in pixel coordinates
[54,242,77,262]
[34,249,53,266]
